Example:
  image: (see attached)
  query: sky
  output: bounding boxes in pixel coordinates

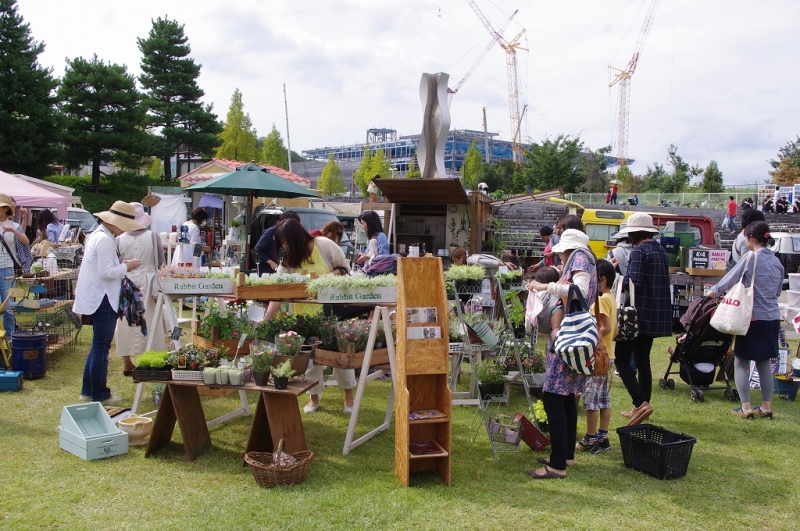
[15,0,800,184]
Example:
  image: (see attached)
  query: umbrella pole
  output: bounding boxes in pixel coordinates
[245,192,252,271]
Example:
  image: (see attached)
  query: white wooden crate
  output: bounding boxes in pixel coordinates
[59,403,128,461]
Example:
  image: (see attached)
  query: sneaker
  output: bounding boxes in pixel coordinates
[343,405,354,414]
[753,406,773,419]
[79,394,91,401]
[597,436,612,451]
[576,437,600,454]
[731,406,754,419]
[626,401,653,426]
[303,402,320,413]
[101,396,123,405]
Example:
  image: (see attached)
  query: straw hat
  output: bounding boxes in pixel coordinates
[615,212,659,236]
[141,193,161,207]
[551,229,590,253]
[129,202,152,227]
[94,201,145,232]
[0,193,16,216]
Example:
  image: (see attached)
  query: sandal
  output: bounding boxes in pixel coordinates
[527,465,566,479]
[536,457,574,467]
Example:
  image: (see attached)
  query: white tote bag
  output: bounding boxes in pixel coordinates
[709,251,757,336]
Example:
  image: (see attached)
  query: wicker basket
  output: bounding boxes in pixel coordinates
[171,369,205,381]
[244,439,313,488]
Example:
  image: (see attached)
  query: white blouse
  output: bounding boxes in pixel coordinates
[72,224,128,315]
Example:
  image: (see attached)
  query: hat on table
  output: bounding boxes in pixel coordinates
[94,201,145,233]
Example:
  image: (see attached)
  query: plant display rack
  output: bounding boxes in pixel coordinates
[395,256,451,487]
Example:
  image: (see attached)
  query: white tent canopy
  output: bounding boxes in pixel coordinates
[1,170,68,218]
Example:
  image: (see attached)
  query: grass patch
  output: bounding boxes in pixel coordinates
[1,333,798,530]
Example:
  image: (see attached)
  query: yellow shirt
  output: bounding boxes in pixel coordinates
[590,292,617,359]
[293,243,330,316]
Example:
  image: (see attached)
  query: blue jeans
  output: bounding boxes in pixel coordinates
[81,296,116,401]
[0,266,14,334]
[725,215,735,231]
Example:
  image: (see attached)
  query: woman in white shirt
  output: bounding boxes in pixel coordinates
[0,194,29,335]
[172,208,210,267]
[73,201,143,404]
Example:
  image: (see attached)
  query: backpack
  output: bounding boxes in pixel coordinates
[362,254,400,277]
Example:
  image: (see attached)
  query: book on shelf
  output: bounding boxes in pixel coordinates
[409,440,443,456]
[407,326,441,339]
[409,409,446,421]
[406,307,438,324]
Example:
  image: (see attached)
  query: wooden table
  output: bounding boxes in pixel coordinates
[144,378,317,462]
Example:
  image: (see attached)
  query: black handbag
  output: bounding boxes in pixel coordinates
[615,278,639,342]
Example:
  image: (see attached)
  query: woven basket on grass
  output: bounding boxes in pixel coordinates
[244,439,313,488]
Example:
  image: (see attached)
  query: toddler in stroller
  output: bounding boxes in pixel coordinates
[660,296,738,402]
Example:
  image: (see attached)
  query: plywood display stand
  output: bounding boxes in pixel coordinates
[394,256,451,486]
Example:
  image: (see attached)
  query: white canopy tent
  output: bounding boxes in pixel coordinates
[1,170,68,218]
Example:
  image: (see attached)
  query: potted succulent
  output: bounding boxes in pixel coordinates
[475,359,505,399]
[496,269,523,290]
[250,345,275,387]
[445,264,485,302]
[271,360,296,390]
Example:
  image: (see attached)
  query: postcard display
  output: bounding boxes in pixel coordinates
[395,257,451,486]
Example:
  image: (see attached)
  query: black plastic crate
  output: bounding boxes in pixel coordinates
[131,368,172,382]
[616,424,696,480]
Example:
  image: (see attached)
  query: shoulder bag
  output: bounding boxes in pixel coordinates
[709,250,757,336]
[615,278,639,341]
[554,284,600,376]
[0,235,23,275]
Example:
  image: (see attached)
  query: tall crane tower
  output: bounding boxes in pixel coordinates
[469,0,527,162]
[609,0,660,168]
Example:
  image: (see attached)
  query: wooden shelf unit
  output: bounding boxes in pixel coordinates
[395,256,451,487]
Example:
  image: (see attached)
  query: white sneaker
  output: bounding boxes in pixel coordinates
[303,402,320,413]
[343,405,354,414]
[101,396,123,405]
[79,394,91,401]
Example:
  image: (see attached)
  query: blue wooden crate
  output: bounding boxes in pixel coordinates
[0,369,23,392]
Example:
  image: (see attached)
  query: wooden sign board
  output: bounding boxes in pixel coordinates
[161,278,234,295]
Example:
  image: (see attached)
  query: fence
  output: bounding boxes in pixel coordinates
[566,191,759,208]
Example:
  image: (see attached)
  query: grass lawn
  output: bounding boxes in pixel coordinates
[2,332,799,530]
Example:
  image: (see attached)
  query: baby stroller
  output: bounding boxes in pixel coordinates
[659,296,738,402]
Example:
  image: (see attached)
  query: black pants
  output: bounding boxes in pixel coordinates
[614,335,655,407]
[542,391,577,471]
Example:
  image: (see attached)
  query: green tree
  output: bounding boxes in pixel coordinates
[769,137,800,185]
[406,150,421,178]
[138,17,222,180]
[0,0,61,176]
[461,140,483,189]
[514,134,584,193]
[353,145,373,195]
[58,55,152,187]
[369,147,392,181]
[318,152,345,196]
[146,157,164,178]
[475,159,521,195]
[216,89,256,161]
[616,164,645,193]
[577,145,611,193]
[260,124,288,169]
[701,160,724,193]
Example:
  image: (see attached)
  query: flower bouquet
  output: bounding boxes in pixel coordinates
[275,331,305,357]
[334,319,371,353]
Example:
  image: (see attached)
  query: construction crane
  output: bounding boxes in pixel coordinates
[469,0,527,162]
[447,10,518,106]
[609,0,660,168]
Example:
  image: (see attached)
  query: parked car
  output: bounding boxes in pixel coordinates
[768,231,800,280]
[249,206,355,263]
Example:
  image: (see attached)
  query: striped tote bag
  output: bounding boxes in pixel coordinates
[554,284,599,376]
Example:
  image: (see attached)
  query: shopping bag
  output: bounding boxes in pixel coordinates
[709,251,756,336]
[615,278,638,341]
[554,284,599,375]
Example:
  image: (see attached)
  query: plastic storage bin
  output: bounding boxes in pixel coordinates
[616,424,696,480]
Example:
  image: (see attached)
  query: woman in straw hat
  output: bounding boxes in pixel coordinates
[115,202,166,376]
[525,221,597,479]
[73,201,143,404]
[611,212,671,427]
[0,193,29,335]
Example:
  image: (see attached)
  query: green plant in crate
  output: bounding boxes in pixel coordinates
[253,310,297,340]
[475,359,505,384]
[197,299,253,340]
[496,269,522,288]
[136,351,169,369]
[444,264,485,282]
[271,359,296,379]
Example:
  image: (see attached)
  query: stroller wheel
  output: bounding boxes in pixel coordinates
[659,378,667,390]
[732,389,740,401]
[724,389,736,402]
[697,390,705,402]
[689,390,699,402]
[667,379,675,390]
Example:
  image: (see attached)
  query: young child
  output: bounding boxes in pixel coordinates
[577,259,617,453]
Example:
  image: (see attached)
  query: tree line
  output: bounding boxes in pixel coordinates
[0,0,294,187]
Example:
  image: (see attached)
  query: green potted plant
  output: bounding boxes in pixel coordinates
[504,292,526,337]
[496,269,522,290]
[133,351,171,380]
[272,331,310,377]
[445,264,485,302]
[475,359,505,398]
[271,359,296,390]
[250,346,275,386]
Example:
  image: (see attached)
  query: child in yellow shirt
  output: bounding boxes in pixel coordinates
[577,259,617,453]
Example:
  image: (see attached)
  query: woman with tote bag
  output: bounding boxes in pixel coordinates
[706,222,783,419]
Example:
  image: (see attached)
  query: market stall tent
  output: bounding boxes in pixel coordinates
[1,171,68,218]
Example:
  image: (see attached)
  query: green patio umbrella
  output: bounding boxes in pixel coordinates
[186,163,318,269]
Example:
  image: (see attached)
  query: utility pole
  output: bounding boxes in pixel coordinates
[283,84,293,173]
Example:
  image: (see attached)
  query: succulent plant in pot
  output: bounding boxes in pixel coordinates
[271,360,296,390]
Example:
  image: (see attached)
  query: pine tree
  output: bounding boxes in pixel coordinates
[461,140,483,189]
[216,89,257,162]
[138,17,222,180]
[58,55,152,187]
[318,153,345,196]
[701,160,724,193]
[0,0,61,176]
[353,144,373,195]
[260,124,289,169]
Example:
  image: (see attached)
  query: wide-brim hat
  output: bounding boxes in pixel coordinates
[129,201,152,227]
[0,193,16,216]
[95,201,145,232]
[611,220,630,241]
[615,212,659,236]
[551,229,590,253]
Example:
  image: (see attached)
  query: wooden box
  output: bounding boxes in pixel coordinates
[234,274,308,301]
[59,403,128,460]
[685,268,727,277]
[314,346,390,370]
